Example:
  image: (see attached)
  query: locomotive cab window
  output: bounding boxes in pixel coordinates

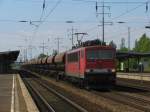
[87,49,113,59]
[100,50,114,59]
[86,50,99,59]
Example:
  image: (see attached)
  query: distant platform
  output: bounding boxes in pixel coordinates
[117,72,150,81]
[0,74,38,112]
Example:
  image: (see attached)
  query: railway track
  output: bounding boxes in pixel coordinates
[22,75,87,112]
[93,85,150,112]
[23,79,55,112]
[20,70,150,112]
[117,78,150,97]
[117,77,150,91]
[36,75,150,112]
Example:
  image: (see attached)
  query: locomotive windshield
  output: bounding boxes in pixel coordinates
[87,49,114,59]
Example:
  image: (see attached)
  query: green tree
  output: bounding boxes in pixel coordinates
[133,33,150,71]
[117,34,150,72]
[134,33,150,52]
[119,47,128,52]
[52,50,58,56]
[38,53,48,59]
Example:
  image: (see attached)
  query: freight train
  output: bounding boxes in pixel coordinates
[22,39,116,89]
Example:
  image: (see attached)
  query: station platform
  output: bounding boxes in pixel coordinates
[0,74,39,112]
[117,72,150,81]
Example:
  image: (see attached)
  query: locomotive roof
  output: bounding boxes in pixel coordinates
[67,45,115,53]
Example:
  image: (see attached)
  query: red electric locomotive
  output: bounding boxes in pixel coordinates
[65,42,116,89]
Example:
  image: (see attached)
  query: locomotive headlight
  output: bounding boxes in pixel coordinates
[111,69,116,72]
[85,69,90,72]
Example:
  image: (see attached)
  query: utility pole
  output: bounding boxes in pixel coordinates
[55,37,62,53]
[69,27,78,46]
[67,27,77,46]
[24,38,28,62]
[29,45,33,59]
[67,27,78,47]
[39,41,48,54]
[18,45,27,62]
[128,27,131,51]
[23,48,27,62]
[71,27,76,46]
[66,21,77,47]
[17,46,23,62]
[102,2,105,42]
[47,38,51,55]
[96,1,112,42]
[28,45,35,59]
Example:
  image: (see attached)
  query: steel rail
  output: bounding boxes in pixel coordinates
[113,92,150,104]
[93,91,150,112]
[23,79,55,112]
[35,79,88,112]
[117,79,150,92]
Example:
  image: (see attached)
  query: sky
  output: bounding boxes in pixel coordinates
[0,0,150,61]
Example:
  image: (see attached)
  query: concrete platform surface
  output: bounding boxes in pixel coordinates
[0,74,12,112]
[117,72,150,81]
[0,74,39,112]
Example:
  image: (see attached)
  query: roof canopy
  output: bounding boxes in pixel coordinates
[0,50,20,62]
[116,51,150,59]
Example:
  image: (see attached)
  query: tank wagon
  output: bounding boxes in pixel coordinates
[22,39,116,89]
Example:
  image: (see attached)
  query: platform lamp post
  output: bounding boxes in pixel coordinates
[145,26,150,29]
[18,20,28,23]
[117,21,126,24]
[117,21,131,72]
[117,21,131,51]
[19,20,39,27]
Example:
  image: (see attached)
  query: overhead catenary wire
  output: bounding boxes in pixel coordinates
[29,0,62,47]
[73,0,148,4]
[23,0,150,58]
[38,0,62,26]
[38,0,46,22]
[88,26,145,47]
[111,2,148,20]
[30,0,62,38]
[78,0,149,38]
[107,26,146,39]
[145,0,150,24]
